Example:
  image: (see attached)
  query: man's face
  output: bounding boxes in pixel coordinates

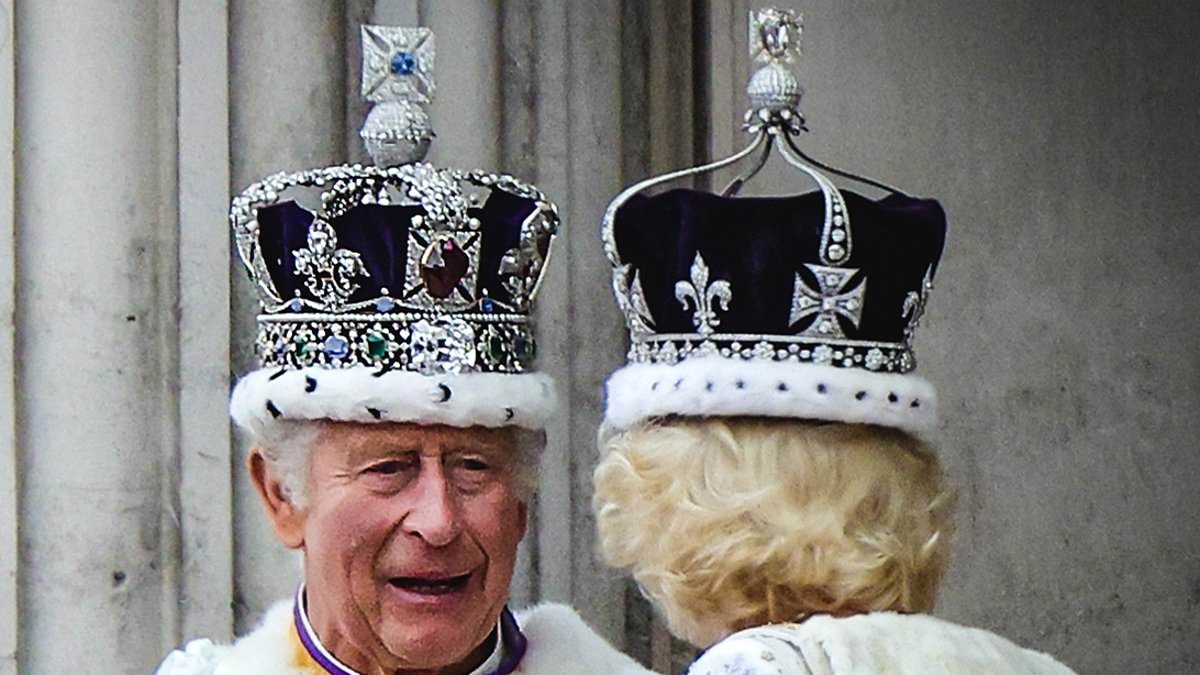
[276,422,527,672]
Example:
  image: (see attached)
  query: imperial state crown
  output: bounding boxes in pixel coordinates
[229,25,559,436]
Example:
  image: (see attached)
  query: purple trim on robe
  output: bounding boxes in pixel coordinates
[292,584,526,675]
[494,605,528,675]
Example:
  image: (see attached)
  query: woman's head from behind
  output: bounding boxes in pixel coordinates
[593,417,955,647]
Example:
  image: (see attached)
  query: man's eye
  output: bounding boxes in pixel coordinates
[460,458,491,472]
[365,460,411,475]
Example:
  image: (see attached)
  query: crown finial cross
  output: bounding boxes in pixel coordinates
[790,264,866,339]
[750,8,803,63]
[361,25,435,103]
[359,25,437,167]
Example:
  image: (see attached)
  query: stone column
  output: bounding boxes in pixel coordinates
[533,0,631,645]
[228,0,349,632]
[14,2,179,672]
[177,0,234,645]
[419,0,502,173]
[0,1,15,673]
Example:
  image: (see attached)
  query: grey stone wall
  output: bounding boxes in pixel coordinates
[1,1,1196,673]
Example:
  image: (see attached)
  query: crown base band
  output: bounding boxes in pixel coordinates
[256,314,536,376]
[629,335,915,374]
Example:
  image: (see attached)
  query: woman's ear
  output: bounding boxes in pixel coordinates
[248,449,306,549]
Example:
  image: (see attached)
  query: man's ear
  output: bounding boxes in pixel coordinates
[516,499,528,540]
[248,449,306,549]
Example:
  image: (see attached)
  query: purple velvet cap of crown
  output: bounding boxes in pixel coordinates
[613,188,946,347]
[256,188,539,309]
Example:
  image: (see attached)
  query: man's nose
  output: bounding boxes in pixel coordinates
[399,462,462,547]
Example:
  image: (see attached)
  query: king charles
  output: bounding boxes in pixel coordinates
[156,25,651,675]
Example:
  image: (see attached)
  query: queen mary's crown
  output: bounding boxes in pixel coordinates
[228,26,559,434]
[601,9,947,433]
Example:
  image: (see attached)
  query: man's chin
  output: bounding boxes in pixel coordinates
[378,614,495,670]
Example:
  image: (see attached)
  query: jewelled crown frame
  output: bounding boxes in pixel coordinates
[231,26,559,378]
[601,8,935,377]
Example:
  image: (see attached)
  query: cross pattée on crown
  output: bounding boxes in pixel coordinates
[789,264,866,340]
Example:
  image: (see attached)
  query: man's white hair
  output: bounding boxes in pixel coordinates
[254,420,546,507]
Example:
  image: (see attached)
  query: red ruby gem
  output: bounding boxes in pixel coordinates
[420,238,469,299]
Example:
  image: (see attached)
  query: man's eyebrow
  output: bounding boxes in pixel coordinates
[332,437,418,460]
[446,443,508,455]
[445,440,516,457]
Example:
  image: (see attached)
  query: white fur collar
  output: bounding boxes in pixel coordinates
[516,603,656,675]
[158,600,655,675]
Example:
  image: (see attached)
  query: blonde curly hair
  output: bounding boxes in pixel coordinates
[593,417,955,647]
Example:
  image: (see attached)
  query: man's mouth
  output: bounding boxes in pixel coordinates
[387,573,472,596]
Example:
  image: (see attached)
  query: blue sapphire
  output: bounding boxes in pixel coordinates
[480,297,496,314]
[390,51,416,75]
[289,298,303,312]
[323,335,350,360]
[376,296,396,313]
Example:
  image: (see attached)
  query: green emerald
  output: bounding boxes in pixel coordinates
[488,335,507,361]
[366,333,388,358]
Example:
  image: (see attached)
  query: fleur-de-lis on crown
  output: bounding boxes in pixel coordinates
[498,216,546,307]
[293,219,369,311]
[675,253,732,336]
